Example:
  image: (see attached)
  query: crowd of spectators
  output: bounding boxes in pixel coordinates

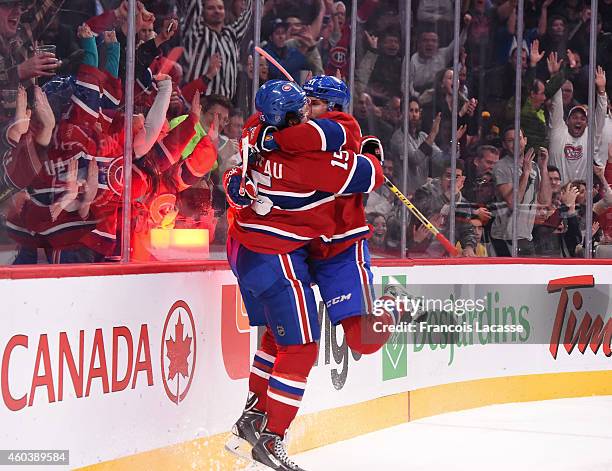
[1,0,612,263]
[356,0,612,259]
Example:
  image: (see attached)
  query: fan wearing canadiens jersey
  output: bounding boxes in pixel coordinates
[7,26,186,264]
[7,27,127,263]
[224,80,387,471]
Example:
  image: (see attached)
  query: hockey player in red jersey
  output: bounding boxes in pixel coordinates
[247,75,397,355]
[225,79,386,470]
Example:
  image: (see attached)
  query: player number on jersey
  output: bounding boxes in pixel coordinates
[331,150,350,170]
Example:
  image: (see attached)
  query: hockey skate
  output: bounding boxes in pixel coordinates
[249,430,306,471]
[225,393,266,460]
[383,284,427,324]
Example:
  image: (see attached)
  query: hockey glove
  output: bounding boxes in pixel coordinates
[223,166,258,210]
[360,135,384,163]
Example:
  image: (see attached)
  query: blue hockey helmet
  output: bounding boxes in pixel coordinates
[255,80,307,126]
[302,75,350,111]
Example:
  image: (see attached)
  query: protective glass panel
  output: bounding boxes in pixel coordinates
[0,0,133,264]
[355,0,404,258]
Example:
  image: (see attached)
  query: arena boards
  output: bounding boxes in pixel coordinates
[1,261,610,469]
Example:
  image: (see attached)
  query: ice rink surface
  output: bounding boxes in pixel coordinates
[295,396,612,471]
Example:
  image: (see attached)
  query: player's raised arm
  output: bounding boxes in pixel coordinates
[272,118,347,153]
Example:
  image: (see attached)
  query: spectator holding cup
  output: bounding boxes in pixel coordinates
[0,0,61,94]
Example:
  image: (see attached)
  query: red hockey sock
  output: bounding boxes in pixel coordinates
[248,328,278,412]
[341,309,394,355]
[265,342,318,437]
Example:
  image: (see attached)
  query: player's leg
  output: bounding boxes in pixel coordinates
[226,238,279,457]
[249,325,278,412]
[224,286,273,458]
[251,248,320,471]
[310,239,396,355]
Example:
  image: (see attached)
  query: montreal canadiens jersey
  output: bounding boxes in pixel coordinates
[6,65,213,255]
[228,114,383,254]
[5,64,123,251]
[273,111,371,259]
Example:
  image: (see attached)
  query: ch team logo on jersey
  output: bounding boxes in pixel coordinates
[107,157,124,195]
[149,193,177,225]
[97,157,124,196]
[564,144,583,161]
[330,46,347,68]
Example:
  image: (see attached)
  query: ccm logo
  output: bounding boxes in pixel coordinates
[326,293,352,308]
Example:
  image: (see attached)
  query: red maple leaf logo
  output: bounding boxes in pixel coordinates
[166,315,192,381]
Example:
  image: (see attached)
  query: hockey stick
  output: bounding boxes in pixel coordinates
[384,178,459,257]
[253,47,458,256]
[239,136,249,196]
[237,46,295,194]
[254,46,296,82]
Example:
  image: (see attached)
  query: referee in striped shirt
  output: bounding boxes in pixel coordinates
[181,0,253,100]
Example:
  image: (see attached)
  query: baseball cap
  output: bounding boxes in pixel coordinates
[270,18,287,32]
[568,105,588,118]
[509,38,529,57]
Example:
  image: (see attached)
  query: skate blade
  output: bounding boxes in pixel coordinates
[225,434,253,461]
[241,462,274,471]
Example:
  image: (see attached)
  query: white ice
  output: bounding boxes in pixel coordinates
[295,396,612,471]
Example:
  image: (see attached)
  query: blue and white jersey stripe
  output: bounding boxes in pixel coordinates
[235,220,313,242]
[339,155,377,195]
[320,226,371,243]
[258,189,335,211]
[306,119,347,152]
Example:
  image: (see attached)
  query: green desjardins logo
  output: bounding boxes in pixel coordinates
[381,276,532,381]
[382,275,408,381]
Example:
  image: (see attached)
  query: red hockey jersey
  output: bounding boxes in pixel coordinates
[228,114,383,254]
[269,111,372,259]
[6,65,123,250]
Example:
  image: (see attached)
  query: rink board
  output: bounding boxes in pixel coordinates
[0,262,611,469]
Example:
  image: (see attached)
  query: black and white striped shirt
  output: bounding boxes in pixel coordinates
[180,0,253,100]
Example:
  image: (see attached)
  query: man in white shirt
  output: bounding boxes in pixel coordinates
[549,66,608,184]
